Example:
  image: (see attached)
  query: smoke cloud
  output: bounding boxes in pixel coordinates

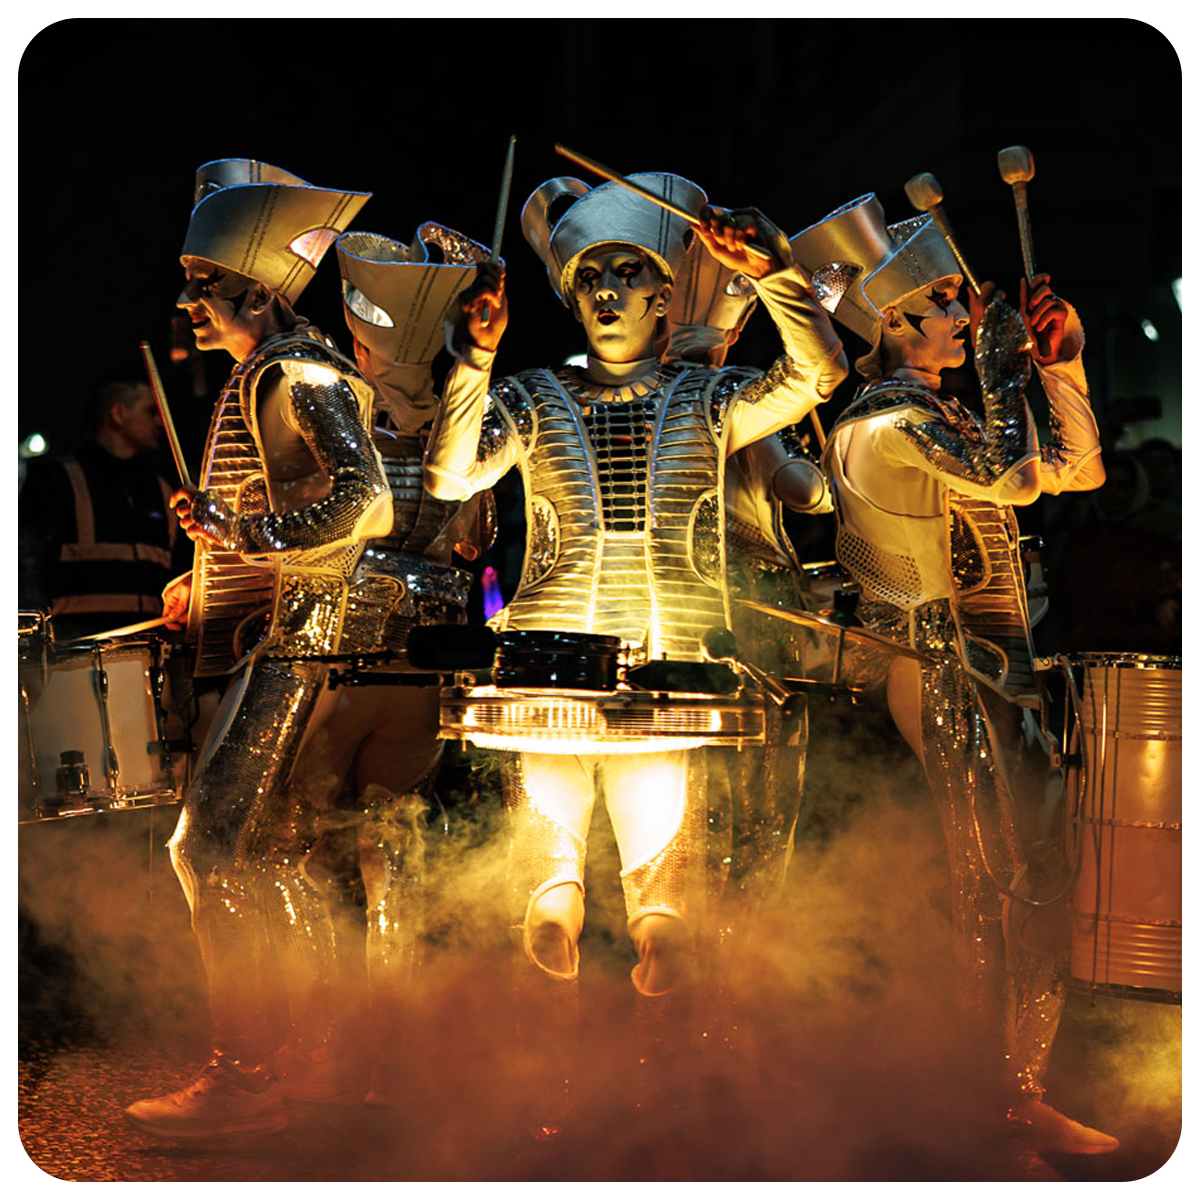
[17,707,1181,1182]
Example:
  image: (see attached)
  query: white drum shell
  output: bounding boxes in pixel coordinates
[20,642,184,811]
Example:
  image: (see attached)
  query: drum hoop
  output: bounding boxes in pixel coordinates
[1068,651,1181,670]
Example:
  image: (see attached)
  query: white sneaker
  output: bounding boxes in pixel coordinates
[1008,1098,1120,1155]
[124,1058,287,1141]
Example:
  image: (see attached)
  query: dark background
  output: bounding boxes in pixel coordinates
[16,17,1183,645]
[18,17,1181,452]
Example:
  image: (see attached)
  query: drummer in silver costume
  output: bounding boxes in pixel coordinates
[662,242,831,915]
[270,222,495,1104]
[425,171,845,1121]
[791,194,1114,1159]
[124,160,387,1141]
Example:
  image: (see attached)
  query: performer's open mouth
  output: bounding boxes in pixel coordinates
[191,313,210,329]
[597,310,619,326]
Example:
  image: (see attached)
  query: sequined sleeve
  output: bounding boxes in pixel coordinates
[197,369,389,554]
[1033,305,1105,495]
[891,299,1039,502]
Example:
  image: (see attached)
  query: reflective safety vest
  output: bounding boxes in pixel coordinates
[49,454,178,621]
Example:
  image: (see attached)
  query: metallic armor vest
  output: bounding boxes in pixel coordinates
[354,423,477,653]
[188,329,374,676]
[830,382,1038,704]
[489,362,731,662]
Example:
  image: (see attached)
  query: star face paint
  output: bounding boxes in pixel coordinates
[176,258,259,359]
[894,279,969,374]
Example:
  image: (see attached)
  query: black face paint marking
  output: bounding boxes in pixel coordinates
[640,297,655,319]
[926,287,951,313]
[903,310,929,337]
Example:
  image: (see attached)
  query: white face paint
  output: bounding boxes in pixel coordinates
[888,278,969,375]
[176,258,264,360]
[572,245,669,364]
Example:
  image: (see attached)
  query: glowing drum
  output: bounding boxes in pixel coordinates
[441,629,766,754]
[18,638,186,821]
[1069,653,1181,999]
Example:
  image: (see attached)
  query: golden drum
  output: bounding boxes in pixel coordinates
[1069,653,1181,996]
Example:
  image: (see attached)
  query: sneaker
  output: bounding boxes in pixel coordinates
[123,1057,287,1141]
[275,1043,356,1104]
[1007,1098,1120,1156]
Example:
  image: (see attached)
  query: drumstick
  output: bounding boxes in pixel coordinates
[480,135,516,327]
[903,172,982,296]
[808,406,826,452]
[997,145,1038,283]
[490,135,517,262]
[78,616,172,641]
[140,340,194,489]
[554,143,774,267]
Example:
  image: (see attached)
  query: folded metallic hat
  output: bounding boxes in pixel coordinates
[668,237,756,334]
[521,172,706,305]
[789,194,960,342]
[336,223,492,365]
[181,158,371,304]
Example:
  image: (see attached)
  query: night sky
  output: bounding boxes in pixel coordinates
[17,17,1182,464]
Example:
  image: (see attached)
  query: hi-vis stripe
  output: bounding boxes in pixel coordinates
[59,459,175,568]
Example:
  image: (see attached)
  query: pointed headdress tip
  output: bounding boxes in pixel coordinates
[336,223,490,365]
[182,159,371,304]
[789,192,959,341]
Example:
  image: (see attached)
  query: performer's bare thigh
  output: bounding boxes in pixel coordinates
[886,656,925,767]
[518,753,596,842]
[294,680,444,798]
[602,751,690,871]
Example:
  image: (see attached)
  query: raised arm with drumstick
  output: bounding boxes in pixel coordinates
[790,180,1111,1169]
[425,156,846,1139]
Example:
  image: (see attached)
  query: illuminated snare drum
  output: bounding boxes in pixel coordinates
[1068,652,1181,1000]
[441,630,766,754]
[18,636,187,822]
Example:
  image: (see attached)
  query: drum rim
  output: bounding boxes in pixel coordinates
[496,629,624,651]
[1069,651,1181,670]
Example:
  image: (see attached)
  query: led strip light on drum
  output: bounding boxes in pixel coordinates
[441,685,766,755]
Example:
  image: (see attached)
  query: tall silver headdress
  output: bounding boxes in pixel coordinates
[336,223,492,365]
[789,194,960,341]
[521,173,706,305]
[664,239,757,364]
[181,158,370,304]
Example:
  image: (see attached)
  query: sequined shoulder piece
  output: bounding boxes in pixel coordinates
[250,326,360,381]
[834,379,943,432]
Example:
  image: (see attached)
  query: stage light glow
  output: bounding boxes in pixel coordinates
[1172,277,1182,312]
[23,433,47,456]
[1141,319,1159,342]
[563,353,588,367]
[481,566,504,620]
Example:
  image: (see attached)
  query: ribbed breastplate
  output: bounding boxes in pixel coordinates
[189,353,276,677]
[501,365,727,661]
[949,494,1037,702]
[582,397,658,647]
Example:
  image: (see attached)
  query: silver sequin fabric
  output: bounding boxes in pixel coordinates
[895,301,1032,487]
[858,597,1062,1099]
